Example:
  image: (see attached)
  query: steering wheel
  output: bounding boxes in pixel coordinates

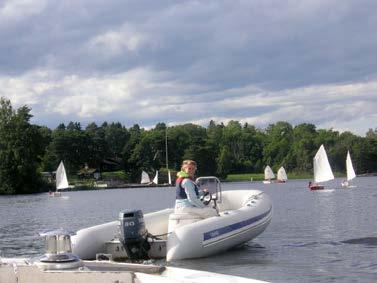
[200,190,212,206]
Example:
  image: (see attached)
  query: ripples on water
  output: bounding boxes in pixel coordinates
[1,177,377,282]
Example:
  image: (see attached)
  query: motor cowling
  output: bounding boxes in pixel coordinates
[118,209,150,260]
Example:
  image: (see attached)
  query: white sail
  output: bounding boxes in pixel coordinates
[264,165,275,180]
[313,145,334,183]
[346,151,356,181]
[277,167,288,181]
[168,170,172,185]
[152,171,159,184]
[141,171,151,184]
[56,161,69,190]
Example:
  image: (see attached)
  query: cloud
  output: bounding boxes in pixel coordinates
[0,0,47,26]
[0,0,376,135]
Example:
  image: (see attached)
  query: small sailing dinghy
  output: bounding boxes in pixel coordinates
[309,145,334,191]
[141,170,151,184]
[277,167,288,183]
[50,161,70,197]
[71,177,272,262]
[152,171,158,185]
[341,151,357,188]
[263,165,275,184]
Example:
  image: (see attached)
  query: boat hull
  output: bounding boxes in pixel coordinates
[72,209,173,260]
[166,195,272,261]
[310,185,324,190]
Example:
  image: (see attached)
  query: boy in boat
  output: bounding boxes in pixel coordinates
[175,160,218,218]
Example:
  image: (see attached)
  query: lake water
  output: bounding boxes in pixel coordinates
[1,177,376,282]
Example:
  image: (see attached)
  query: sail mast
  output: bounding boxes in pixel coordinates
[165,126,168,170]
[165,126,172,184]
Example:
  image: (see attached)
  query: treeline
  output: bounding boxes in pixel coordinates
[0,97,376,194]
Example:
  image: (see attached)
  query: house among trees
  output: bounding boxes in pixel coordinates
[77,158,122,180]
[77,164,101,180]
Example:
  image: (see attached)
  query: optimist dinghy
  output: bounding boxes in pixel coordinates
[71,177,272,261]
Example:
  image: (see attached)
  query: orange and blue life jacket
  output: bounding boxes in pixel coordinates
[176,175,199,200]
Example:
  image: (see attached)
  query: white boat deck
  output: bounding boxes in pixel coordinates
[0,259,268,283]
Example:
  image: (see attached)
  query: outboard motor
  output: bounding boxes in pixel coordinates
[118,209,150,260]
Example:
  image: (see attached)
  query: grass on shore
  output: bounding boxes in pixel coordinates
[68,170,347,187]
[101,171,128,181]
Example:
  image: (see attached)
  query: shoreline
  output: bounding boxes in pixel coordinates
[62,182,174,192]
[226,172,377,182]
[1,173,376,196]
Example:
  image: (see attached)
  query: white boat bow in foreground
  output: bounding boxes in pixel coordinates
[0,257,268,283]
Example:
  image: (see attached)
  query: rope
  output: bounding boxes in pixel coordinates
[148,232,171,239]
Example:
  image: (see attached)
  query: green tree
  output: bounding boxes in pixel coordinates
[85,122,108,168]
[166,125,191,170]
[0,98,45,194]
[47,122,91,173]
[330,131,359,172]
[103,122,129,159]
[216,146,232,178]
[221,121,243,172]
[362,128,377,173]
[242,123,265,173]
[290,123,318,172]
[123,124,142,181]
[128,134,155,179]
[263,121,293,171]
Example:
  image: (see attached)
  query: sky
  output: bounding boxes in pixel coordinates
[1,0,376,136]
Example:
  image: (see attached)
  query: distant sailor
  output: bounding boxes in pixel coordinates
[175,160,218,218]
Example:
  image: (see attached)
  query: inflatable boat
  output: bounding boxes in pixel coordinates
[71,177,273,261]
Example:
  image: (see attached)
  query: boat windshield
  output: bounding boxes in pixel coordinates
[196,176,222,203]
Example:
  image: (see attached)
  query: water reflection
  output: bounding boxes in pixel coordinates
[314,190,337,239]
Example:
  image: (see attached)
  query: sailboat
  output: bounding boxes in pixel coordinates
[51,161,70,197]
[277,167,288,183]
[341,151,356,188]
[152,171,159,185]
[140,170,151,184]
[263,165,275,184]
[309,145,334,190]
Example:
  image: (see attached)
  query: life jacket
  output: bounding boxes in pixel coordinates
[175,172,199,200]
